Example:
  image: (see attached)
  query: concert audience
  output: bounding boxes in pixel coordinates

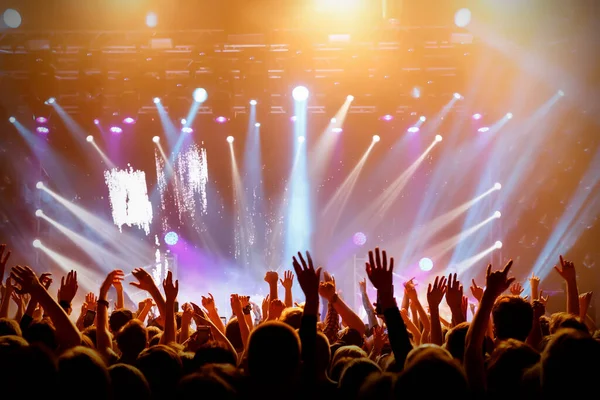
[0,242,598,399]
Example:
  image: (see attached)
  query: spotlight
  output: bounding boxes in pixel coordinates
[47,97,56,104]
[494,241,503,249]
[330,117,337,123]
[332,128,343,133]
[36,116,48,124]
[297,136,306,144]
[86,135,94,143]
[372,135,381,142]
[381,114,393,121]
[215,116,227,124]
[36,182,44,189]
[3,8,22,29]
[472,113,482,120]
[93,119,100,125]
[494,182,502,190]
[226,136,234,143]
[353,232,367,246]
[146,11,158,28]
[453,93,462,99]
[407,126,420,133]
[180,118,187,125]
[36,127,49,134]
[35,209,43,217]
[435,134,443,142]
[32,239,42,248]
[419,116,427,122]
[506,112,513,119]
[109,126,122,134]
[123,117,135,124]
[255,122,261,128]
[292,86,309,101]
[347,95,354,101]
[164,231,179,246]
[193,88,208,103]
[153,97,161,104]
[249,99,257,105]
[181,127,193,133]
[494,211,502,218]
[478,127,490,133]
[152,136,160,143]
[9,116,15,123]
[419,257,434,272]
[558,90,565,97]
[454,8,472,28]
[290,116,298,122]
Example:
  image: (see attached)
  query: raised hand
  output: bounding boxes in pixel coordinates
[100,270,124,297]
[85,292,97,311]
[427,276,447,309]
[484,260,515,299]
[190,302,208,321]
[470,278,484,302]
[264,271,279,285]
[230,294,244,316]
[130,268,156,292]
[371,325,388,355]
[162,271,178,303]
[40,273,53,290]
[280,271,294,290]
[579,292,593,318]
[0,244,11,282]
[10,265,42,294]
[292,251,322,300]
[365,247,394,293]
[509,282,524,296]
[268,298,285,320]
[358,277,367,293]
[532,299,546,319]
[261,294,270,321]
[318,280,336,302]
[404,278,418,301]
[445,273,464,311]
[182,302,195,319]
[554,255,577,283]
[58,270,78,304]
[539,290,549,306]
[201,293,216,312]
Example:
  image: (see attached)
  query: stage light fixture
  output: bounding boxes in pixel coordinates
[454,8,472,28]
[153,97,161,104]
[290,116,298,122]
[419,116,427,122]
[435,134,443,142]
[494,182,502,190]
[297,136,305,144]
[495,241,503,249]
[93,119,100,125]
[226,136,234,143]
[36,116,48,124]
[3,8,22,28]
[215,116,227,124]
[181,127,193,133]
[47,97,56,104]
[407,127,420,133]
[123,117,135,124]
[193,88,208,103]
[35,209,43,217]
[372,135,381,142]
[332,127,343,133]
[478,127,490,133]
[249,99,257,105]
[255,122,261,127]
[381,114,393,121]
[506,112,513,119]
[180,118,187,125]
[36,127,50,134]
[453,93,462,99]
[32,239,42,248]
[109,126,122,134]
[86,135,94,143]
[558,90,565,97]
[292,86,309,101]
[347,95,354,101]
[146,11,158,28]
[472,113,482,120]
[152,136,160,143]
[419,257,434,271]
[36,182,44,189]
[164,231,179,246]
[353,232,367,246]
[330,117,337,123]
[9,116,15,123]
[494,211,502,218]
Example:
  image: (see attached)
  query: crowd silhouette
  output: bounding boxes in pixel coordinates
[0,243,598,399]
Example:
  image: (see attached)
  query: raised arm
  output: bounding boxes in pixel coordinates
[404,279,431,334]
[554,256,580,316]
[130,268,166,317]
[230,293,250,349]
[319,272,365,335]
[201,293,226,334]
[359,278,379,329]
[464,261,514,394]
[97,270,125,357]
[11,265,81,350]
[264,271,279,301]
[160,271,178,345]
[426,275,447,346]
[280,271,295,308]
[445,273,466,326]
[0,244,11,287]
[366,248,412,368]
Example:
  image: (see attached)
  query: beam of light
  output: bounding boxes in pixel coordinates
[452,94,563,264]
[86,136,116,169]
[230,140,253,267]
[454,242,500,276]
[36,242,115,295]
[526,146,600,289]
[50,102,91,149]
[104,166,154,235]
[39,185,154,263]
[284,94,312,263]
[321,139,376,237]
[309,96,353,181]
[424,213,499,263]
[155,100,179,148]
[389,183,501,265]
[39,212,134,271]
